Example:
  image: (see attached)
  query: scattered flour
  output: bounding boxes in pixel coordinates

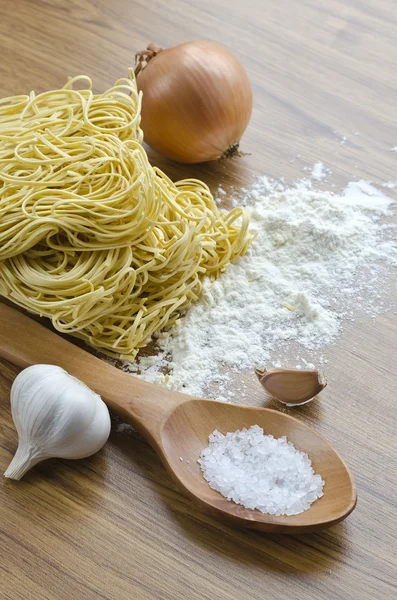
[215,185,227,204]
[199,425,324,516]
[310,162,331,181]
[116,422,134,434]
[123,176,396,400]
[333,131,348,145]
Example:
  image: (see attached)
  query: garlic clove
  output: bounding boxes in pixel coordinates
[4,364,111,480]
[255,368,327,406]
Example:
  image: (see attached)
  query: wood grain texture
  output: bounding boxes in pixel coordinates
[0,304,357,534]
[0,0,396,598]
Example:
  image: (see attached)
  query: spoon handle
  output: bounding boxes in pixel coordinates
[0,302,185,444]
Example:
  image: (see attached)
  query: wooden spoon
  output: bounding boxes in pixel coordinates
[0,304,356,533]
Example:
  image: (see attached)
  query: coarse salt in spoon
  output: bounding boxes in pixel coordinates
[0,303,356,534]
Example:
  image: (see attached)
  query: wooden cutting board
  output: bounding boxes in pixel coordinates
[0,1,396,599]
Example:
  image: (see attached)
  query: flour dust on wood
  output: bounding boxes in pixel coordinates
[123,174,397,401]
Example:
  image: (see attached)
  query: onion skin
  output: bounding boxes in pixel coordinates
[136,41,253,163]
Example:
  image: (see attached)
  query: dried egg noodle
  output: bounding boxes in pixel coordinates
[0,72,251,358]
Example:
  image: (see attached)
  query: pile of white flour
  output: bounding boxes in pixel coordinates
[123,176,396,400]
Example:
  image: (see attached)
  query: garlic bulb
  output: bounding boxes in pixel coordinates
[4,364,111,480]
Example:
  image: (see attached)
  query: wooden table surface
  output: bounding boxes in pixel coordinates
[1,1,396,599]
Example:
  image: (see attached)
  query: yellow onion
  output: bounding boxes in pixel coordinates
[135,40,252,163]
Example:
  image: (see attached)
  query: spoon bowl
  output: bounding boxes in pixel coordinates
[161,400,356,532]
[0,304,357,533]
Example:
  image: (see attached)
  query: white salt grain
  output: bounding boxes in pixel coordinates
[199,425,324,516]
